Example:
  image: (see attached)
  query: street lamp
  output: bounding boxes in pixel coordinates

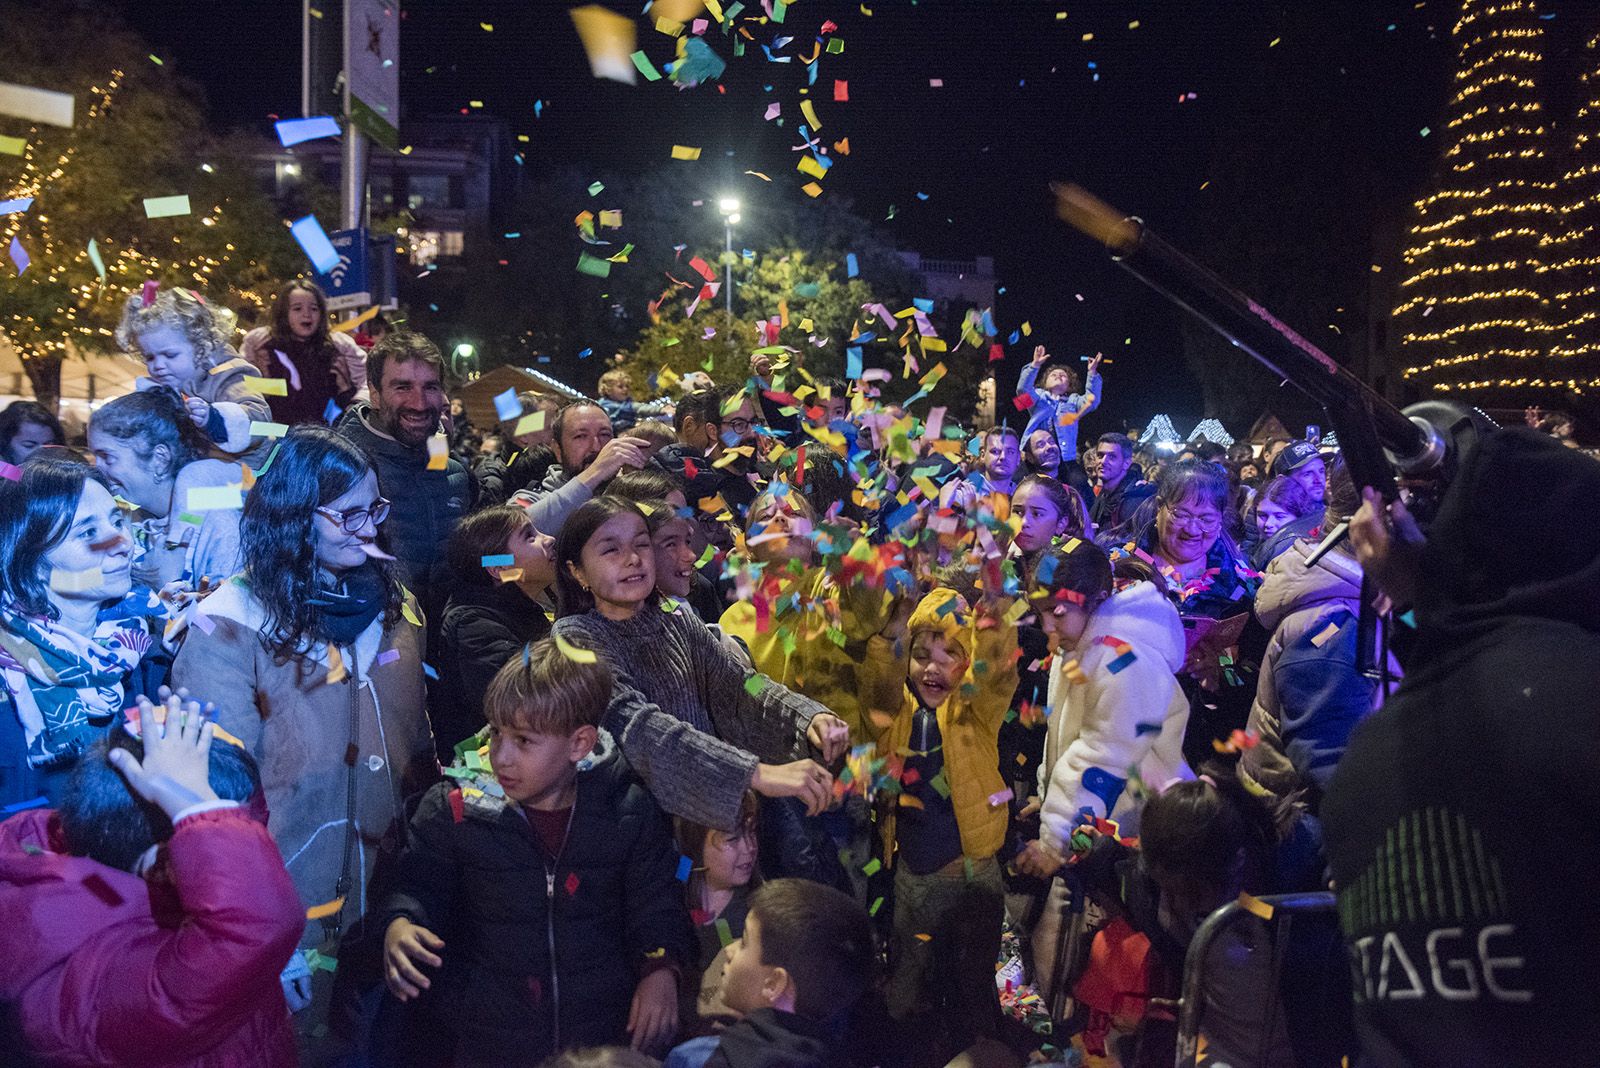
[717,196,741,316]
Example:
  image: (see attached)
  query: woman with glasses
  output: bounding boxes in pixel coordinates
[171,426,437,1044]
[1133,460,1265,766]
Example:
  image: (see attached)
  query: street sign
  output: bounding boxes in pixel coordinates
[313,228,369,311]
[345,0,399,149]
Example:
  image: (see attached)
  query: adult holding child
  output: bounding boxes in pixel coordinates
[1017,345,1102,499]
[242,279,367,426]
[171,426,436,1043]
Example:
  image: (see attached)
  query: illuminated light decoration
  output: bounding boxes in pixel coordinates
[1388,0,1587,399]
[1541,27,1600,369]
[1139,414,1181,446]
[1187,418,1234,446]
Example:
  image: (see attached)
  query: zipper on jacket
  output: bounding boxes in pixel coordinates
[541,799,578,1051]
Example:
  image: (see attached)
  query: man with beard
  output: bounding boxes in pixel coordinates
[1089,432,1154,541]
[336,331,471,594]
[518,400,651,535]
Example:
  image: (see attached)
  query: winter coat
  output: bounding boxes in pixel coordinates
[719,565,889,743]
[0,805,303,1067]
[1089,472,1154,541]
[380,734,694,1065]
[1323,429,1600,1066]
[336,403,472,593]
[517,462,598,545]
[170,577,436,950]
[1240,541,1396,809]
[128,459,246,598]
[434,581,551,760]
[703,1008,850,1068]
[135,354,273,458]
[1038,580,1191,845]
[241,326,368,405]
[861,611,1020,865]
[1016,363,1103,458]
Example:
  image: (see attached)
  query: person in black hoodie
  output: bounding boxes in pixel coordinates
[381,638,694,1065]
[433,506,557,760]
[1323,428,1600,1066]
[667,878,875,1068]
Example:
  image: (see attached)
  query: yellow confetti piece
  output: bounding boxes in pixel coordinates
[554,633,598,664]
[801,182,823,198]
[305,895,346,920]
[670,144,702,160]
[0,135,26,156]
[1237,891,1274,921]
[598,209,622,228]
[331,305,380,333]
[402,601,423,628]
[326,644,347,685]
[1021,321,1032,336]
[243,377,289,396]
[513,411,546,436]
[426,437,448,471]
[248,420,289,438]
[49,566,104,593]
[797,154,829,180]
[800,98,821,131]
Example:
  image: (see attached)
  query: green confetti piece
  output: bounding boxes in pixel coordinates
[744,674,767,697]
[177,512,203,526]
[0,135,27,156]
[630,51,663,81]
[870,896,884,916]
[577,252,612,277]
[929,769,951,799]
[826,37,844,54]
[87,238,105,280]
[250,442,282,477]
[963,856,974,882]
[862,858,881,877]
[588,181,605,196]
[715,917,733,947]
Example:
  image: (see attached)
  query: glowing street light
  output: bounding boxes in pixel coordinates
[717,196,741,315]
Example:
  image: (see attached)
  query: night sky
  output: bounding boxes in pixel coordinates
[118,0,1595,434]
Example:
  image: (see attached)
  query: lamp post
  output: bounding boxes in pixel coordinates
[717,196,741,317]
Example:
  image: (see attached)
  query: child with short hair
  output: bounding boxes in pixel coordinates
[666,878,877,1068]
[862,585,1021,1063]
[598,369,673,433]
[382,637,694,1063]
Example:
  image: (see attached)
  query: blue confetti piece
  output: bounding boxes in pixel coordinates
[1008,330,1020,345]
[1134,722,1163,737]
[422,662,439,680]
[0,196,35,216]
[275,116,341,146]
[290,215,340,273]
[2,795,49,815]
[846,346,863,379]
[846,252,859,278]
[915,191,930,201]
[1398,610,1417,629]
[480,554,515,568]
[578,347,593,359]
[1107,650,1137,674]
[323,399,343,425]
[676,855,693,882]
[913,297,934,314]
[493,388,522,421]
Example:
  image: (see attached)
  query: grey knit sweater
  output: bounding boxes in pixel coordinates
[552,602,826,831]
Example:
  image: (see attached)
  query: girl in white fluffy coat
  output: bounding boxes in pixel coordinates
[1014,542,1194,1009]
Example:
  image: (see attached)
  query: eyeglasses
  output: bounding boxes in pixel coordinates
[1164,505,1222,533]
[315,497,392,533]
[723,416,754,435]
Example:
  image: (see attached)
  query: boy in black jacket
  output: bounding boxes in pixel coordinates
[382,637,693,1064]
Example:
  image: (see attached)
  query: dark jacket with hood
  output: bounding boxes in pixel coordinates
[1323,429,1600,1067]
[336,403,472,592]
[433,582,551,760]
[380,733,694,1066]
[705,1008,850,1068]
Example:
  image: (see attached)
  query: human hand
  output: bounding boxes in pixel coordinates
[752,759,833,816]
[1013,839,1065,879]
[1523,405,1543,429]
[806,713,851,763]
[384,917,445,1001]
[1030,345,1047,367]
[628,967,679,1052]
[183,395,212,429]
[109,692,219,819]
[586,436,651,483]
[1086,355,1103,379]
[1349,488,1425,609]
[1016,795,1042,821]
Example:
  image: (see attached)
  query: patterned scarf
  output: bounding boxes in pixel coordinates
[0,607,149,769]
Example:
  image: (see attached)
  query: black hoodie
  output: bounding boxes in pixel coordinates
[1322,429,1600,1067]
[705,1008,847,1068]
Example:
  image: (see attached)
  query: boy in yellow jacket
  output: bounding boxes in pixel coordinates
[863,585,1020,1063]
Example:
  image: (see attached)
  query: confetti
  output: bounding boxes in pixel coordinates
[275,116,341,146]
[8,237,27,275]
[554,633,598,664]
[493,388,523,421]
[570,4,639,83]
[142,195,191,219]
[0,135,26,155]
[0,80,75,127]
[305,896,346,921]
[248,421,289,438]
[480,554,515,568]
[243,377,290,396]
[513,411,547,436]
[670,144,703,160]
[426,437,449,471]
[290,215,341,273]
[0,197,33,216]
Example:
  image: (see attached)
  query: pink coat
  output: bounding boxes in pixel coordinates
[0,806,304,1066]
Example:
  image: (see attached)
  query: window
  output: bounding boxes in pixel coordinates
[406,173,453,210]
[408,230,465,265]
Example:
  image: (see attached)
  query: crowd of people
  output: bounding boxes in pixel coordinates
[0,277,1594,1068]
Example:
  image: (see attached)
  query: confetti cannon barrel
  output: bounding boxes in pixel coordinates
[1050,183,1494,498]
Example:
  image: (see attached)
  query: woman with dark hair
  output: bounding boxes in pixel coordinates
[550,497,850,833]
[0,455,149,806]
[1241,476,1313,564]
[432,505,556,759]
[241,279,368,426]
[1133,460,1265,765]
[88,387,245,601]
[0,400,65,467]
[170,426,435,1034]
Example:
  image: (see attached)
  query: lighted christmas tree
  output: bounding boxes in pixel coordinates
[1543,26,1600,378]
[1393,0,1560,400]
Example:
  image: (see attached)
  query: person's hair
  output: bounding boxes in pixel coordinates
[1029,538,1114,609]
[675,791,761,910]
[240,426,402,658]
[554,496,649,618]
[1251,475,1312,528]
[1138,770,1284,892]
[88,387,212,481]
[1323,459,1359,528]
[0,400,65,461]
[1226,441,1255,465]
[746,484,819,531]
[673,388,722,435]
[597,369,631,396]
[606,466,683,503]
[59,726,261,873]
[630,419,676,451]
[115,286,233,373]
[269,280,330,346]
[552,400,609,450]
[447,506,533,592]
[747,878,876,1020]
[1022,430,1058,468]
[1042,363,1081,392]
[536,1049,661,1068]
[982,425,1020,451]
[368,330,444,392]
[0,455,114,618]
[483,635,613,736]
[1012,474,1087,541]
[1095,432,1132,459]
[1155,458,1230,516]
